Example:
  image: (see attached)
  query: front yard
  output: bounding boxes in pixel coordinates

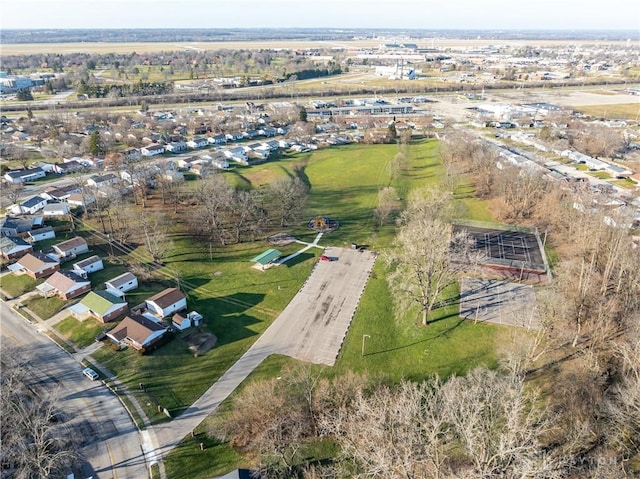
[54,316,106,349]
[0,273,42,298]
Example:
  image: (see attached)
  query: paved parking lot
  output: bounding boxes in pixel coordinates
[265,246,378,365]
[459,277,539,330]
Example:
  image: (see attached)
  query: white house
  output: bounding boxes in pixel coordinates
[165,141,187,153]
[105,272,138,296]
[145,287,187,318]
[187,137,208,149]
[223,146,248,164]
[141,144,165,157]
[67,193,95,208]
[10,196,48,215]
[164,170,185,182]
[4,168,46,184]
[52,236,89,258]
[73,255,104,276]
[53,161,83,175]
[207,134,227,145]
[42,203,70,216]
[28,226,56,242]
[87,173,118,188]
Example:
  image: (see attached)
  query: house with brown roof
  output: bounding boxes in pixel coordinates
[107,314,169,351]
[145,288,187,318]
[9,252,59,279]
[0,236,33,261]
[37,270,91,300]
[52,237,89,259]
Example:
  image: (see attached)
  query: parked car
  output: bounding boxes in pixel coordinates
[319,255,331,262]
[82,367,99,381]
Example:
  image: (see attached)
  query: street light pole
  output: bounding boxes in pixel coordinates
[361,334,370,357]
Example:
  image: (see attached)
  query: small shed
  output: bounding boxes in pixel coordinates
[250,248,281,270]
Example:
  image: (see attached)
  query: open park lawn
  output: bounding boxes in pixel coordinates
[89,140,501,477]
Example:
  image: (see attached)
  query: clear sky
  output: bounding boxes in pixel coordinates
[1,0,638,31]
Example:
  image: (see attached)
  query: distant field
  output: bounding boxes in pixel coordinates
[575,102,640,119]
[2,38,637,55]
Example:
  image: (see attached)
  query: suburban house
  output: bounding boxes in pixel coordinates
[52,237,89,259]
[104,272,138,296]
[70,290,129,323]
[226,132,244,142]
[53,160,84,175]
[107,314,169,351]
[208,134,227,145]
[163,170,185,182]
[27,226,56,242]
[0,236,33,260]
[1,216,44,236]
[187,137,209,149]
[9,252,60,279]
[9,195,48,215]
[177,157,199,169]
[37,270,91,300]
[67,193,95,208]
[73,255,104,276]
[145,287,187,318]
[42,203,70,216]
[4,167,46,184]
[165,141,188,153]
[223,146,248,164]
[87,173,118,188]
[141,144,166,157]
[191,164,210,176]
[171,311,203,331]
[122,148,141,161]
[41,185,82,202]
[210,155,230,169]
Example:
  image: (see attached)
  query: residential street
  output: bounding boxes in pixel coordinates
[0,300,151,479]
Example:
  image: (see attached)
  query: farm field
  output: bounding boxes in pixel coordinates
[574,102,640,119]
[2,38,636,56]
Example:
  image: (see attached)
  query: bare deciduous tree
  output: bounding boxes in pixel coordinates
[385,188,466,326]
[139,212,172,263]
[1,346,79,477]
[375,186,400,226]
[268,175,308,227]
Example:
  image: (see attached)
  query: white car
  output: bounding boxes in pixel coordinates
[82,367,99,381]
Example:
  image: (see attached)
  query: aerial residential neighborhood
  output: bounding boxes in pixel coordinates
[1,4,639,479]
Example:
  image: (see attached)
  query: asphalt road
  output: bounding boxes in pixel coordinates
[0,300,149,479]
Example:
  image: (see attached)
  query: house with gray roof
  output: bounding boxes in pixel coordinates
[0,236,33,260]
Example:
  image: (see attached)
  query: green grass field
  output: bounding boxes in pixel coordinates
[0,274,42,299]
[575,102,640,120]
[54,316,105,349]
[88,139,501,477]
[22,295,67,320]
